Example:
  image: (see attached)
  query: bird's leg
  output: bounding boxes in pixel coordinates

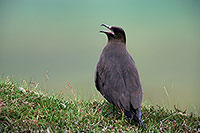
[112,105,115,113]
[130,111,135,123]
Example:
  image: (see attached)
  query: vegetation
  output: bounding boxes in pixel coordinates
[0,77,199,132]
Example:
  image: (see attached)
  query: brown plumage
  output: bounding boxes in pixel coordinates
[95,24,145,128]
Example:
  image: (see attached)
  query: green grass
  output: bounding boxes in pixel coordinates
[0,77,199,132]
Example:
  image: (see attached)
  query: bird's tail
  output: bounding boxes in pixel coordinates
[125,110,146,129]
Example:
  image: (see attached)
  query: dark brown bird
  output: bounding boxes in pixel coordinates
[95,24,145,128]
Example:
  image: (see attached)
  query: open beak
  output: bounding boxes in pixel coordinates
[101,24,111,29]
[99,24,114,34]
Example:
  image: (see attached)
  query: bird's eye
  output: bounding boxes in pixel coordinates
[114,29,119,32]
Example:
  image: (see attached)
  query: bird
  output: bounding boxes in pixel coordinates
[95,24,145,128]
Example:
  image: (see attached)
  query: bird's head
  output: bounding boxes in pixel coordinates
[100,24,126,44]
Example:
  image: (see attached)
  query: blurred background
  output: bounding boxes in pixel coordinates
[0,0,199,113]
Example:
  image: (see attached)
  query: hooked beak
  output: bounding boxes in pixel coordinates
[99,24,114,35]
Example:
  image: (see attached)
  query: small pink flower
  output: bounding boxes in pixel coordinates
[98,108,102,112]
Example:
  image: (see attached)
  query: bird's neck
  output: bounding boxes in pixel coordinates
[107,41,126,48]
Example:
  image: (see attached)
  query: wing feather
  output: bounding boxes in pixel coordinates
[95,46,142,111]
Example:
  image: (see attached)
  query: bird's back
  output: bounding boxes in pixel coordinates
[95,44,142,111]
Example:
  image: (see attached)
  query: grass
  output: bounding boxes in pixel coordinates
[0,77,199,132]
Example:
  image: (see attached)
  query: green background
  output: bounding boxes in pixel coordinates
[0,0,199,113]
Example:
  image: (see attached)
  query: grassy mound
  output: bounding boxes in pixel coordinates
[0,77,199,132]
